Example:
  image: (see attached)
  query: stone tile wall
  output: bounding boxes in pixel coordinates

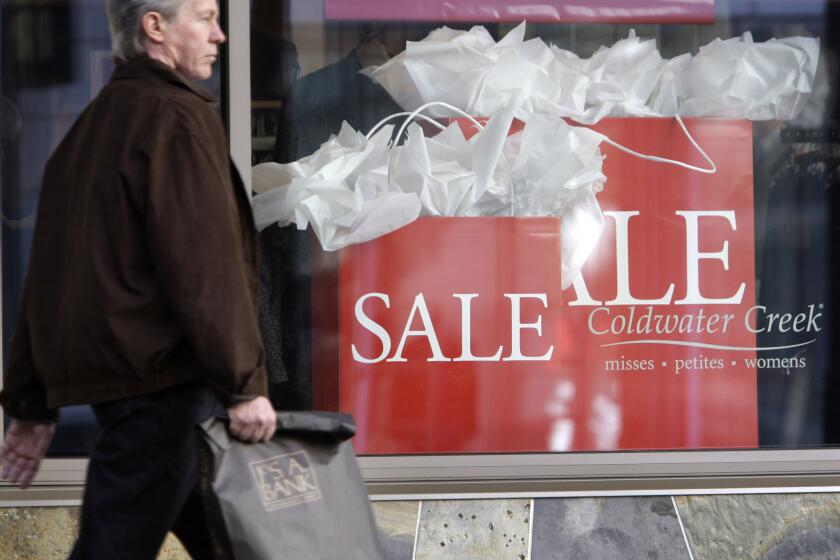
[531,497,688,559]
[2,494,840,559]
[0,507,189,559]
[414,499,531,559]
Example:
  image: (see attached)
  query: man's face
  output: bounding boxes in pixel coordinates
[160,0,225,81]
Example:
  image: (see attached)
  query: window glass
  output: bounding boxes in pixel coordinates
[1,0,222,457]
[251,0,840,454]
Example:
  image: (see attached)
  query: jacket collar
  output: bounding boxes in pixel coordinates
[111,55,217,103]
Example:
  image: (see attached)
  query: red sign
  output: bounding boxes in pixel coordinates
[325,0,715,24]
[313,118,757,454]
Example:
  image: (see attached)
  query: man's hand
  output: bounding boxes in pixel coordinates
[227,396,276,443]
[0,420,55,489]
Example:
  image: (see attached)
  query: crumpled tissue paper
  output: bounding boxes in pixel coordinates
[653,32,820,120]
[362,23,559,120]
[252,110,607,288]
[392,109,515,217]
[508,113,607,286]
[364,24,819,123]
[251,123,421,251]
[542,30,665,124]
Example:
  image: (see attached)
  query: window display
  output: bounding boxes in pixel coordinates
[2,0,837,477]
[252,0,838,455]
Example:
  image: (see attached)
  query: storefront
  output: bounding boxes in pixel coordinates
[3,0,840,557]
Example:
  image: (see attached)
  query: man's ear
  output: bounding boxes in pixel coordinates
[141,11,167,45]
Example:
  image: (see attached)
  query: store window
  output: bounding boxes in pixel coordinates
[250,0,839,457]
[1,0,222,457]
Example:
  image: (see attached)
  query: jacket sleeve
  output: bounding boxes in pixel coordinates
[0,300,59,422]
[143,133,268,406]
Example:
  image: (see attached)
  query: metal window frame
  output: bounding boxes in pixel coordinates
[3,0,840,507]
[4,450,840,505]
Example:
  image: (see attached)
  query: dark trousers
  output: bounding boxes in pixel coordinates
[68,381,217,560]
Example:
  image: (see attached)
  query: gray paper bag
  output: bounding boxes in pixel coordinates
[198,411,382,560]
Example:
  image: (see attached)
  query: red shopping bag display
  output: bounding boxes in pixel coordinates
[312,118,757,454]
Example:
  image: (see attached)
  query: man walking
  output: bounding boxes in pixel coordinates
[0,0,275,557]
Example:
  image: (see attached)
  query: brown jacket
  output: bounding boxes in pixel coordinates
[0,57,267,421]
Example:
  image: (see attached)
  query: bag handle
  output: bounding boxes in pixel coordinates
[199,411,357,450]
[593,114,717,174]
[275,411,357,439]
[393,101,487,146]
[378,102,717,176]
[366,111,446,140]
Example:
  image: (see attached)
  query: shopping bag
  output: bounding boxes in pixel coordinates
[198,411,382,560]
[311,118,758,455]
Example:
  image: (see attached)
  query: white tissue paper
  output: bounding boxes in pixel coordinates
[364,25,820,123]
[251,112,520,251]
[392,109,516,217]
[251,123,422,251]
[654,33,820,120]
[508,114,607,287]
[544,30,665,124]
[362,23,559,120]
[253,111,608,288]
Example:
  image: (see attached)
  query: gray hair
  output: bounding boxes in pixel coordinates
[106,0,187,62]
